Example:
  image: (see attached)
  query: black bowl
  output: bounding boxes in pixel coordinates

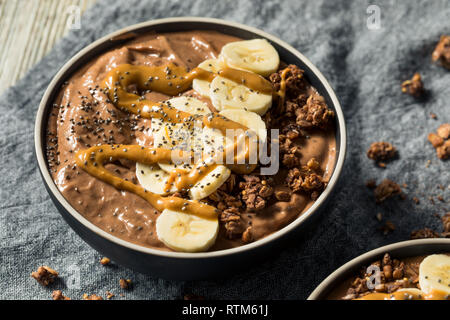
[308,239,450,299]
[35,17,347,280]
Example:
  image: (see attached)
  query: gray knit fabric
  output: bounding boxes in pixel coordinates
[0,0,449,300]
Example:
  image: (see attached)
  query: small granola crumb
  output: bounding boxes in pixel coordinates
[432,35,450,69]
[374,179,402,203]
[100,257,110,265]
[31,266,59,286]
[410,228,440,239]
[52,290,70,300]
[119,278,132,290]
[380,221,395,235]
[83,293,103,300]
[401,73,424,97]
[430,112,437,120]
[367,142,397,165]
[106,291,115,299]
[412,197,420,205]
[365,179,377,189]
[183,293,205,300]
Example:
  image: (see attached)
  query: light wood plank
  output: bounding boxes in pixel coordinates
[0,0,97,94]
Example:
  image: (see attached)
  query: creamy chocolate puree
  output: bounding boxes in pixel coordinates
[45,30,336,251]
[326,253,450,300]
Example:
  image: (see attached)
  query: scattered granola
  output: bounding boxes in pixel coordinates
[367,142,397,167]
[220,207,245,239]
[432,35,450,69]
[100,257,110,266]
[31,266,59,286]
[374,179,402,203]
[239,175,274,212]
[119,278,132,290]
[52,290,70,300]
[401,73,424,97]
[428,123,450,159]
[106,291,115,299]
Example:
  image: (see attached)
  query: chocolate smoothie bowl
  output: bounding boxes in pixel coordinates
[308,239,450,300]
[35,18,346,279]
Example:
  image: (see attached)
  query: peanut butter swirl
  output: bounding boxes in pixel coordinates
[76,144,219,219]
[75,63,274,219]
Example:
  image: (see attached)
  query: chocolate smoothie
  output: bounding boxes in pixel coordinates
[45,30,337,252]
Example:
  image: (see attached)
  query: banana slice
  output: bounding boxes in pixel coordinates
[419,254,450,296]
[219,108,267,143]
[219,39,279,77]
[156,209,219,252]
[165,96,210,115]
[209,76,272,115]
[135,162,178,194]
[189,163,231,200]
[192,59,224,98]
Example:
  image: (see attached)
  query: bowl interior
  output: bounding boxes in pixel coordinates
[35,17,346,258]
[308,239,450,300]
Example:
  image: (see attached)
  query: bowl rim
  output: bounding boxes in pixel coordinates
[34,16,347,259]
[307,238,450,300]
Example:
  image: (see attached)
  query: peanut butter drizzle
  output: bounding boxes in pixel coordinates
[218,67,273,94]
[75,144,218,219]
[74,63,273,218]
[356,289,449,300]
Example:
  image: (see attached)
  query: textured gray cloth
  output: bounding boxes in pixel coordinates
[0,0,449,300]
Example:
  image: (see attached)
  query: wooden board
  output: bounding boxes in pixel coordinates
[0,0,97,94]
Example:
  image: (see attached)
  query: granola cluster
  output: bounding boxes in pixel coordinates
[432,35,450,69]
[367,142,397,167]
[428,123,450,160]
[203,64,335,243]
[401,73,424,97]
[373,179,403,203]
[31,266,59,286]
[342,253,419,300]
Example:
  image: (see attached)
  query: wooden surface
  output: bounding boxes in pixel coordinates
[0,0,97,94]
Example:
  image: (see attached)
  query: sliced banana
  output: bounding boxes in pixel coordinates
[135,162,177,195]
[165,96,210,115]
[219,39,279,77]
[219,108,267,143]
[209,76,272,115]
[192,59,224,98]
[189,163,231,200]
[156,209,219,252]
[419,254,450,296]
